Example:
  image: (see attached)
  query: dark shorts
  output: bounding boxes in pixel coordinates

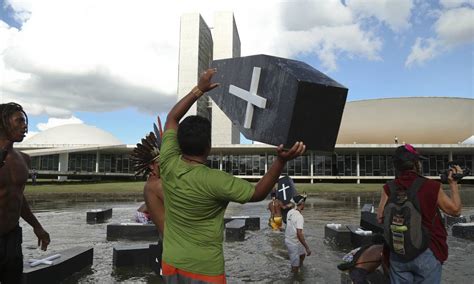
[0,225,23,284]
[349,267,369,284]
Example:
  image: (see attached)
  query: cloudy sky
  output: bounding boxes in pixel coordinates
[0,0,472,144]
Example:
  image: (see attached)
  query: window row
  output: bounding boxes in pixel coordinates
[30,153,473,177]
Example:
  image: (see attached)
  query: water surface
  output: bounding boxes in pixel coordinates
[22,194,474,283]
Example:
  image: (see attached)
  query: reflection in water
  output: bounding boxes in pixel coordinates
[21,193,474,283]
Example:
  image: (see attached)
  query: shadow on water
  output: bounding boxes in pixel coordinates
[22,189,474,283]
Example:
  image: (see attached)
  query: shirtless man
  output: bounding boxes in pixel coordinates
[348,244,387,283]
[338,235,388,284]
[0,102,50,283]
[268,190,285,230]
[130,125,165,236]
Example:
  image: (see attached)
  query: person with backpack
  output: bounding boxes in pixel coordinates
[376,144,462,284]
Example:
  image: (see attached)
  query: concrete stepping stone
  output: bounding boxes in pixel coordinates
[86,208,112,224]
[106,223,159,241]
[225,219,246,242]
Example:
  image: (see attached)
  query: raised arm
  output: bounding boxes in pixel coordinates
[165,68,219,131]
[437,165,462,216]
[249,142,306,202]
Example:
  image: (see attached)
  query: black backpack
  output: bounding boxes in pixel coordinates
[383,177,431,261]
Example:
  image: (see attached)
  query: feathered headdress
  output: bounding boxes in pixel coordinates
[130,116,163,176]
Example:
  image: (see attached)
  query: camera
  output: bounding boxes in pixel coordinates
[439,161,471,183]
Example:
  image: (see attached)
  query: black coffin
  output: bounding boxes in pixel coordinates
[22,246,93,284]
[86,208,112,224]
[452,223,474,240]
[106,223,159,241]
[324,224,352,249]
[360,204,384,234]
[225,219,246,242]
[208,54,348,152]
[277,175,297,204]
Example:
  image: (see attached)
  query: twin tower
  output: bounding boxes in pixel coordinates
[177,12,241,145]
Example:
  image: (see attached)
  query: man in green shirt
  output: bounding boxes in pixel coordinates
[161,68,306,283]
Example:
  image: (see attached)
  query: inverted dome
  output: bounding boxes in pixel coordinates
[336,97,473,144]
[21,124,123,146]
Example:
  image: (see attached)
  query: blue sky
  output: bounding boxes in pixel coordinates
[0,0,472,144]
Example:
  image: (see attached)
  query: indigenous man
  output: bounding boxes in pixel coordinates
[160,68,306,283]
[130,118,165,236]
[0,102,50,283]
[130,119,165,276]
[268,189,285,230]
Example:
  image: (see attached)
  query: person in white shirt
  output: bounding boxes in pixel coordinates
[284,194,311,273]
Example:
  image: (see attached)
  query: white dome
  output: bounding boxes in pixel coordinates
[20,124,123,146]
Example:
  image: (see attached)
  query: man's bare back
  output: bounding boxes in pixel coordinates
[268,198,284,217]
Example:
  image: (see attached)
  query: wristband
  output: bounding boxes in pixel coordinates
[191,86,204,98]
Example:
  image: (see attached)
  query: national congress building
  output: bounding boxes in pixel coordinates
[18,12,474,183]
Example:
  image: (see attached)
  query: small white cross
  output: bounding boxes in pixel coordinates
[228,67,267,129]
[29,254,61,267]
[279,184,290,200]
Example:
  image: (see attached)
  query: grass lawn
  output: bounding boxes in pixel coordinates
[24,181,146,195]
[24,181,383,195]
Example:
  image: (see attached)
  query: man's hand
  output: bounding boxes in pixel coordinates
[377,214,384,224]
[276,142,306,162]
[448,165,463,184]
[197,68,219,93]
[306,247,312,256]
[34,226,50,251]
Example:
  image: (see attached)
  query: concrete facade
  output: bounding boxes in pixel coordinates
[177,12,241,145]
[177,13,213,120]
[211,12,241,145]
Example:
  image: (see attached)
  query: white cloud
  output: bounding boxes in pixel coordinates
[435,7,474,46]
[439,0,473,9]
[405,4,473,66]
[347,0,415,32]
[36,116,83,131]
[22,116,83,141]
[280,0,353,30]
[405,37,439,67]
[3,0,32,23]
[271,0,382,70]
[0,0,418,116]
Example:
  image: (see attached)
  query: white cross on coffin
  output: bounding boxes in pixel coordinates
[228,67,267,129]
[279,183,290,200]
[28,254,61,267]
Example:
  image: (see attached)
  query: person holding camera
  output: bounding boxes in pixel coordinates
[376,144,462,284]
